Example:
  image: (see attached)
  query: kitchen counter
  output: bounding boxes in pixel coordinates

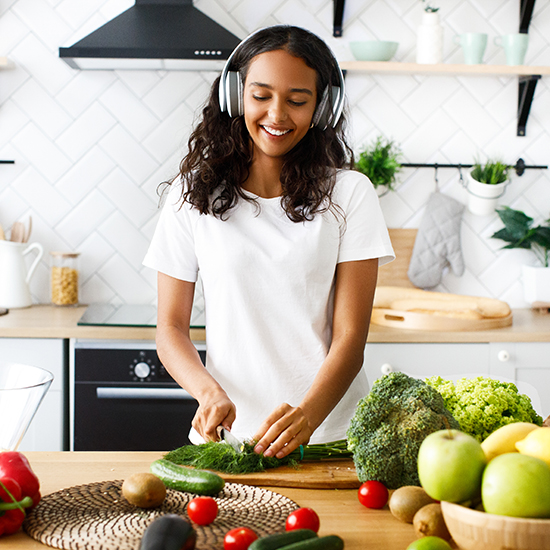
[1,304,550,342]
[9,452,418,550]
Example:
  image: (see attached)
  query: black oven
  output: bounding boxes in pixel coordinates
[71,339,205,451]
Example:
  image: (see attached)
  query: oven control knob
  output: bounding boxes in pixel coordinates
[134,361,151,379]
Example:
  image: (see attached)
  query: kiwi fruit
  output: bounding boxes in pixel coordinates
[413,502,451,541]
[122,472,167,508]
[389,486,437,523]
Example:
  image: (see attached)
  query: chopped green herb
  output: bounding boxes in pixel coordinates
[164,440,352,474]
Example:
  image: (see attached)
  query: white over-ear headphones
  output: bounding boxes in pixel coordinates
[218,26,345,131]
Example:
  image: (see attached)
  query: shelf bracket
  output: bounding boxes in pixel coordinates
[333,0,345,37]
[517,75,540,136]
[520,0,536,33]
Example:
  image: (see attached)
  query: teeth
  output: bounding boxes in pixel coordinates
[262,126,291,136]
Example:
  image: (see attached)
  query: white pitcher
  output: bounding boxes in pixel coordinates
[0,240,44,308]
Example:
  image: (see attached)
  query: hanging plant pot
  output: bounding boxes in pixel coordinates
[466,172,509,216]
[522,265,550,304]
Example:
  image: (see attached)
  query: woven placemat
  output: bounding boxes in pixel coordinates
[23,480,299,550]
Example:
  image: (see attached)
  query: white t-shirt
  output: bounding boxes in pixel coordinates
[143,169,395,444]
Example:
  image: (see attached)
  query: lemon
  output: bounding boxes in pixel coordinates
[516,427,550,466]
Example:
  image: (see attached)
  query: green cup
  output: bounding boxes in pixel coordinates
[454,33,488,64]
[494,33,529,65]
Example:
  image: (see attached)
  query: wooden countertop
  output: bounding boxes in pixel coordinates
[1,304,550,343]
[8,451,418,550]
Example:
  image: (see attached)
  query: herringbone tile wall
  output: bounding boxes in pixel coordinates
[0,0,549,317]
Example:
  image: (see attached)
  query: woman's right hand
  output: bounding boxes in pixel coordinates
[192,390,237,442]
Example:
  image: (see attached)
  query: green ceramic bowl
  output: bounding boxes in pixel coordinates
[350,41,399,61]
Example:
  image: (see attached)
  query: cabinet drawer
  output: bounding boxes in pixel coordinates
[363,343,489,386]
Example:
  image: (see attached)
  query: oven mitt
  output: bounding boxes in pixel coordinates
[408,192,465,288]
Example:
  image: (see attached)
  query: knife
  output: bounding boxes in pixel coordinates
[217,426,244,454]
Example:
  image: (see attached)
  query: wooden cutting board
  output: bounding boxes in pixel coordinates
[371,308,513,331]
[378,229,417,288]
[217,459,360,489]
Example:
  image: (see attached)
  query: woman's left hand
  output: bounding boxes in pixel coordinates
[252,403,313,459]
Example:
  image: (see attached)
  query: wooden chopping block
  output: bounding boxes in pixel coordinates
[373,286,512,319]
[217,459,360,489]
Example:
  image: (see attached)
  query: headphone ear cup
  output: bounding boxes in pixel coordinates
[226,71,244,117]
[312,86,331,130]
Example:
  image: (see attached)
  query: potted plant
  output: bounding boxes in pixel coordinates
[466,158,510,216]
[491,206,550,304]
[355,136,402,197]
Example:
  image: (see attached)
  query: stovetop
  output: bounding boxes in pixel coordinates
[78,304,157,327]
[78,304,205,328]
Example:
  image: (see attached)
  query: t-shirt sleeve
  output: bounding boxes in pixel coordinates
[142,183,199,282]
[336,170,395,266]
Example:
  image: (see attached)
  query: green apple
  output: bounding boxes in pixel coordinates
[417,429,487,502]
[482,452,550,518]
[406,536,452,550]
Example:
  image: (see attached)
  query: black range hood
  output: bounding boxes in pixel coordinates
[59,0,241,71]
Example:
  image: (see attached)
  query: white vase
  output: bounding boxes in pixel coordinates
[465,172,508,216]
[416,11,444,64]
[522,265,550,304]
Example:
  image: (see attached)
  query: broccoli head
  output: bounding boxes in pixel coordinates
[425,376,543,442]
[346,371,459,489]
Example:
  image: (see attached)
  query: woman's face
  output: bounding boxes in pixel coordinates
[243,49,318,162]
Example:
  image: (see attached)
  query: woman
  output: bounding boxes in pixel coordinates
[143,25,394,459]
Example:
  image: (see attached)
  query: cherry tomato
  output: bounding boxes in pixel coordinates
[357,480,389,509]
[285,507,320,533]
[187,496,218,525]
[223,527,258,550]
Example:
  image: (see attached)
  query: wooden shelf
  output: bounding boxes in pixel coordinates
[339,61,550,76]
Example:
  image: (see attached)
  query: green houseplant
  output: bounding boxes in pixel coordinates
[355,136,402,196]
[466,158,510,216]
[491,206,550,304]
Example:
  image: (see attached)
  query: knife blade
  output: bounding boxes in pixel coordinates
[217,426,244,454]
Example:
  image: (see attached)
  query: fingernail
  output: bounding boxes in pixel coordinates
[276,451,284,459]
[254,444,264,454]
[263,448,273,457]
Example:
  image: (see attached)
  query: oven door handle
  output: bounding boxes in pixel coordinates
[96,387,194,400]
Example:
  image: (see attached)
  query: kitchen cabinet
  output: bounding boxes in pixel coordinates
[364,342,548,418]
[0,338,67,451]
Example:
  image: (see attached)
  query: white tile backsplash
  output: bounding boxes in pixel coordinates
[0,0,549,314]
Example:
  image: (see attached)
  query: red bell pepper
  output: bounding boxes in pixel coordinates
[0,478,33,536]
[0,452,41,537]
[0,452,41,507]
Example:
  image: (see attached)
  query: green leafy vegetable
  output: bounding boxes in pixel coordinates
[346,372,459,490]
[425,376,543,442]
[164,440,351,474]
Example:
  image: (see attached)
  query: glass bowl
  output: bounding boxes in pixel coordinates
[0,363,54,451]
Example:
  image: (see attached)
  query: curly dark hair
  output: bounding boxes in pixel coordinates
[170,25,354,223]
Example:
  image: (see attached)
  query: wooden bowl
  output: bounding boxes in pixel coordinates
[441,501,550,550]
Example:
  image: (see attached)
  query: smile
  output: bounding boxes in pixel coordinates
[261,125,292,137]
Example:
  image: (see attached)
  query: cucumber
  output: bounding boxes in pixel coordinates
[249,529,318,550]
[278,535,344,550]
[150,459,225,495]
[139,514,197,550]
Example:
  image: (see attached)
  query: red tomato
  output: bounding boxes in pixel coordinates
[357,480,389,509]
[285,507,320,533]
[187,496,218,525]
[223,527,258,550]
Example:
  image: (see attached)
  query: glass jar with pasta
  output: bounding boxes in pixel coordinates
[50,252,80,306]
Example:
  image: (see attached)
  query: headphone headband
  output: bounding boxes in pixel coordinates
[218,26,345,130]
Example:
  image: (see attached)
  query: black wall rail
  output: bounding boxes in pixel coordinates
[0,160,15,164]
[400,158,548,177]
